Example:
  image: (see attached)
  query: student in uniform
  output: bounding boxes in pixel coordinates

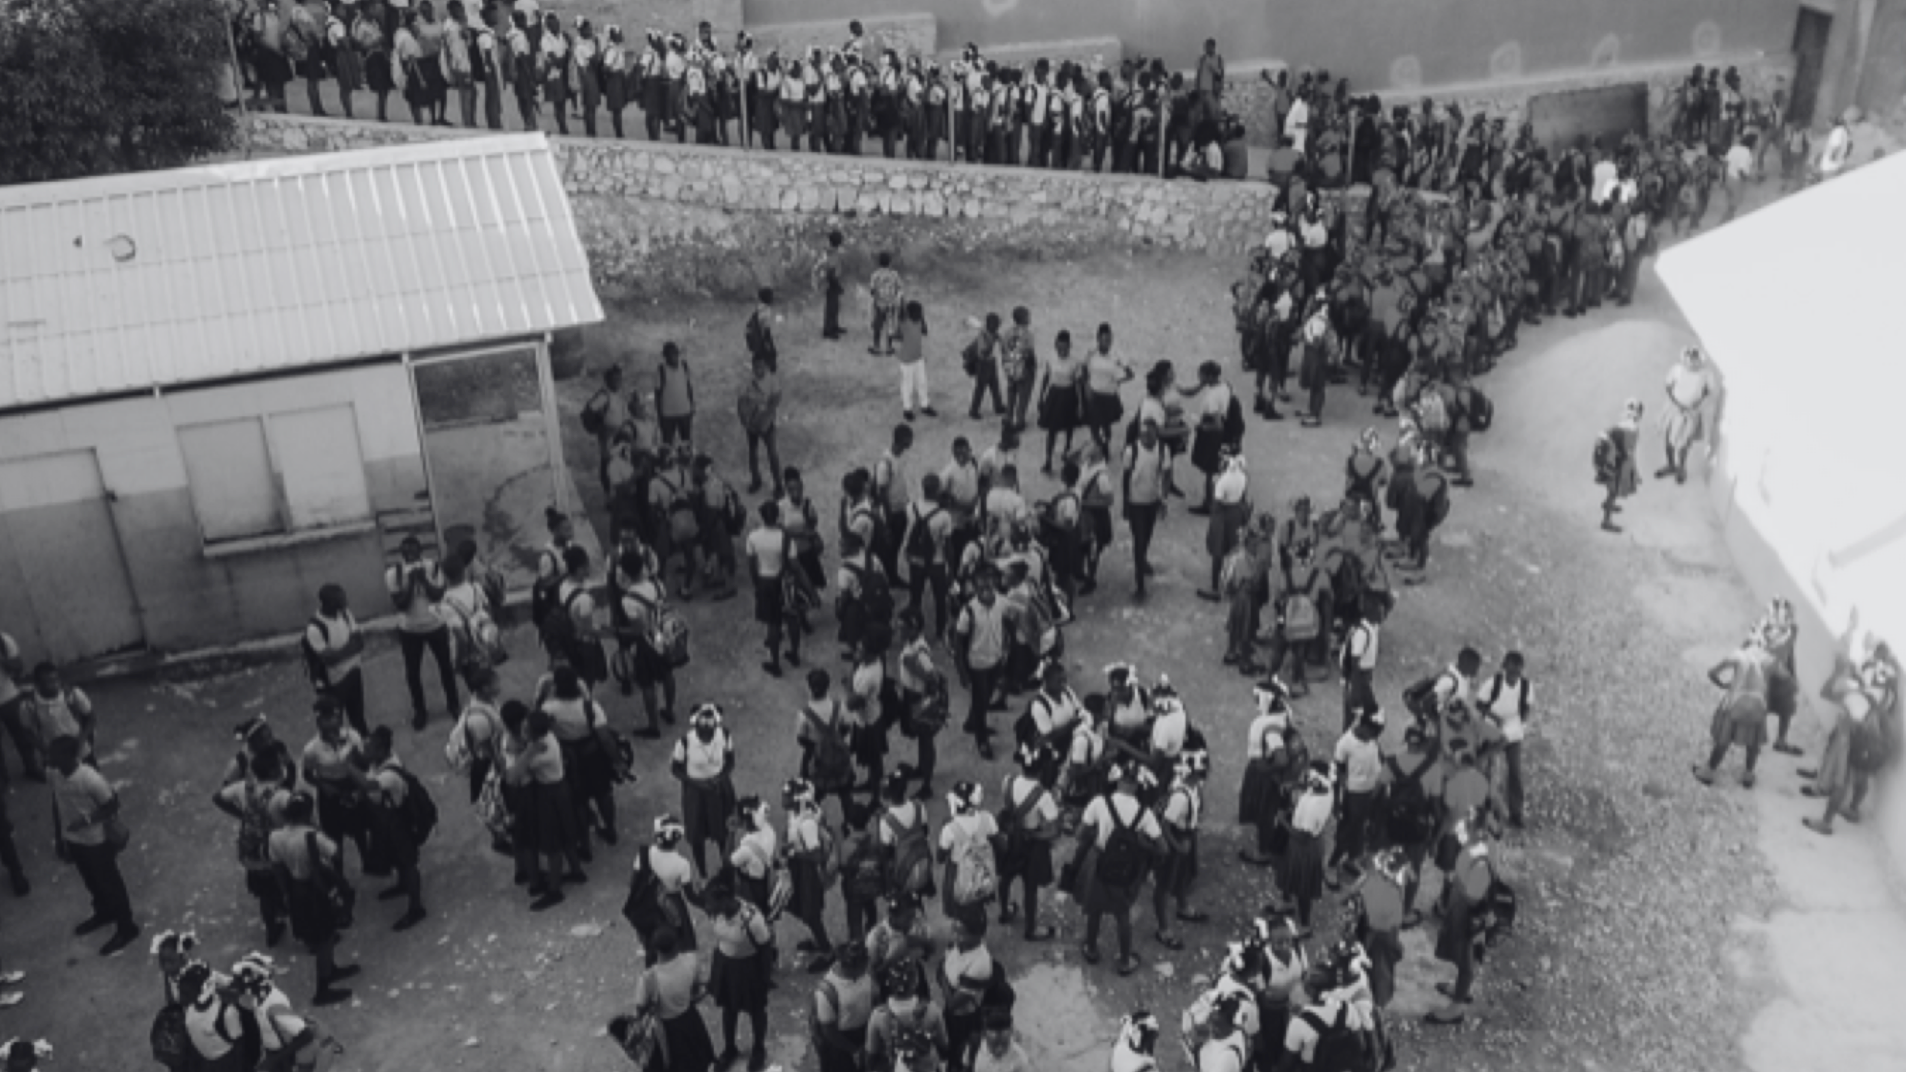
[1328,709,1386,887]
[1122,419,1169,599]
[0,629,39,785]
[1036,330,1086,475]
[1151,746,1209,952]
[1237,680,1297,866]
[1477,651,1533,827]
[1426,819,1494,1024]
[23,661,95,767]
[179,959,252,1072]
[937,781,999,931]
[267,791,359,1005]
[1279,763,1333,936]
[538,662,620,853]
[212,746,292,946]
[866,959,949,1072]
[302,584,369,741]
[1196,992,1250,1072]
[362,727,427,931]
[952,568,1014,760]
[1074,762,1162,975]
[670,703,737,876]
[50,734,140,955]
[1109,1009,1162,1072]
[630,924,717,1071]
[813,942,876,1072]
[1692,627,1772,790]
[628,816,701,964]
[780,778,837,973]
[747,501,799,678]
[655,341,696,447]
[1352,847,1411,1012]
[996,742,1060,941]
[299,697,374,877]
[705,876,776,1072]
[386,536,458,730]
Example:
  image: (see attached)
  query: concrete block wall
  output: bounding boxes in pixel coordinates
[746,12,935,61]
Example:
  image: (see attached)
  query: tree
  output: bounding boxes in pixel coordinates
[0,0,236,186]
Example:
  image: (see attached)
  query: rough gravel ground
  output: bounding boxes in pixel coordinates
[2,193,1835,1072]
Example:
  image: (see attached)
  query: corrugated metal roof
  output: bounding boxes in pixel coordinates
[0,134,603,408]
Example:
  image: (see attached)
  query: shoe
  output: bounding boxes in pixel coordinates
[1116,955,1142,976]
[72,914,111,937]
[1451,478,1474,488]
[1740,771,1756,789]
[748,1048,769,1072]
[716,1048,742,1070]
[1435,982,1473,1003]
[1079,944,1101,965]
[796,939,818,953]
[393,908,427,932]
[411,710,427,731]
[761,661,782,677]
[1197,590,1222,602]
[1424,1006,1466,1025]
[904,411,915,422]
[1025,926,1055,942]
[1773,742,1802,756]
[1690,765,1715,786]
[805,952,834,975]
[968,409,982,419]
[1237,662,1262,676]
[312,987,353,1007]
[633,727,661,740]
[786,649,803,667]
[564,870,589,885]
[100,924,141,957]
[921,407,939,418]
[748,479,764,493]
[869,347,883,356]
[0,992,19,1008]
[1799,785,1825,799]
[1156,931,1183,951]
[1845,807,1863,825]
[530,889,567,912]
[1188,506,1211,517]
[1654,466,1676,479]
[1263,410,1285,421]
[1601,520,1622,533]
[1176,909,1209,923]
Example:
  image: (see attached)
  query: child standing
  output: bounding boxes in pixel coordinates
[898,301,936,421]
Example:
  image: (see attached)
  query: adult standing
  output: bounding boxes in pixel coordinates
[212,747,291,947]
[614,548,676,738]
[736,355,784,496]
[1657,347,1710,484]
[965,314,1007,420]
[747,502,801,678]
[818,230,846,341]
[1122,420,1169,600]
[952,568,1014,761]
[1193,39,1224,129]
[386,537,458,730]
[363,727,428,931]
[1000,308,1038,434]
[50,737,140,956]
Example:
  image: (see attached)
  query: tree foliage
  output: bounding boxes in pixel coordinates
[0,0,236,186]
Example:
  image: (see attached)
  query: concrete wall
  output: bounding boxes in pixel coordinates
[0,363,429,658]
[742,0,1802,89]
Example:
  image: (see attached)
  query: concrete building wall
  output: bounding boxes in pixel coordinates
[0,363,428,660]
[743,0,1802,90]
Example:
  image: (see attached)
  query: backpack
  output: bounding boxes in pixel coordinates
[801,701,853,792]
[950,821,998,905]
[627,588,691,669]
[810,817,841,890]
[1424,473,1451,528]
[872,271,904,307]
[905,506,942,564]
[150,1003,191,1071]
[722,484,747,537]
[882,804,934,895]
[1415,388,1450,435]
[443,590,507,671]
[842,832,888,903]
[1401,672,1447,718]
[1482,673,1530,719]
[745,311,777,367]
[1384,755,1437,845]
[1465,387,1495,432]
[620,850,670,935]
[845,561,895,624]
[996,783,1050,874]
[1593,430,1619,478]
[1282,568,1322,643]
[1093,799,1151,887]
[382,764,440,846]
[581,388,611,435]
[236,782,274,865]
[300,615,336,689]
[444,703,493,776]
[444,25,473,79]
[905,674,951,737]
[539,588,580,656]
[1850,715,1892,774]
[1299,1005,1379,1072]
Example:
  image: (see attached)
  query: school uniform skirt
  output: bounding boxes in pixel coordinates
[526,778,582,856]
[1156,833,1199,898]
[709,949,769,1013]
[1007,836,1056,889]
[1708,694,1768,752]
[681,775,737,849]
[283,875,342,950]
[1433,895,1475,967]
[333,44,364,92]
[660,1007,718,1071]
[559,736,616,800]
[1077,846,1144,914]
[1088,390,1124,429]
[1237,759,1285,828]
[1039,381,1084,431]
[1280,829,1325,903]
[257,48,294,87]
[1363,926,1404,1008]
[851,719,889,769]
[791,855,829,926]
[1084,505,1115,552]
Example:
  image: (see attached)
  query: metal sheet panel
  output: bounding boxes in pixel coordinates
[0,134,602,408]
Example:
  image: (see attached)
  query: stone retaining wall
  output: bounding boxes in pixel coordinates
[245,114,1299,303]
[746,12,935,61]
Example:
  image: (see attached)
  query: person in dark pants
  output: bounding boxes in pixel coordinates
[965,313,1006,419]
[819,230,845,340]
[212,747,290,946]
[386,538,459,730]
[1071,763,1161,976]
[952,569,1012,761]
[50,737,139,956]
[364,727,428,931]
[1327,710,1385,887]
[0,790,28,896]
[1122,419,1168,599]
[0,631,44,784]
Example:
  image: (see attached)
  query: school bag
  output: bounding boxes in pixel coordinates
[905,674,951,737]
[995,783,1050,875]
[1850,714,1893,774]
[625,588,692,669]
[1298,1004,1381,1072]
[444,590,508,670]
[842,831,888,903]
[844,561,895,624]
[581,387,612,435]
[882,804,934,895]
[620,850,674,936]
[1282,568,1322,643]
[236,783,274,866]
[1093,800,1151,887]
[150,1002,192,1071]
[658,476,699,543]
[1383,755,1437,845]
[1464,387,1495,432]
[745,310,778,368]
[801,701,853,793]
[1481,673,1531,720]
[905,505,942,565]
[721,483,747,537]
[1415,388,1451,436]
[300,616,337,689]
[1592,429,1620,479]
[385,765,440,846]
[950,821,998,905]
[444,703,495,776]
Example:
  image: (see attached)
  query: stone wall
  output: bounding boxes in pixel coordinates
[245,114,1294,303]
[531,0,739,37]
[1216,50,1794,147]
[746,12,935,61]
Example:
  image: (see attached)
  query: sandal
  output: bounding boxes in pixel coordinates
[1024,926,1055,942]
[1156,931,1183,951]
[1116,955,1142,976]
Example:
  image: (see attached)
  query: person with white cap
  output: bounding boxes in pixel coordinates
[1236,678,1298,866]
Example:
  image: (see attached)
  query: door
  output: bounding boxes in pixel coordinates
[0,450,145,661]
[410,346,563,592]
[1791,9,1834,128]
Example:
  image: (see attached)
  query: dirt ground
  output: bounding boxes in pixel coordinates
[4,184,1900,1072]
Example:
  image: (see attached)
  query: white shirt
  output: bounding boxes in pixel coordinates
[1591,159,1619,203]
[1333,732,1383,793]
[1482,673,1532,744]
[1081,793,1161,849]
[1284,98,1310,151]
[1724,144,1754,181]
[1149,706,1187,757]
[1821,125,1851,174]
[257,987,308,1052]
[938,810,999,855]
[1213,466,1248,505]
[1343,621,1379,673]
[672,729,731,780]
